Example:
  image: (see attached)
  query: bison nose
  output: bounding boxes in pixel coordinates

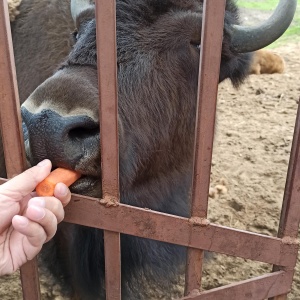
[21,107,99,169]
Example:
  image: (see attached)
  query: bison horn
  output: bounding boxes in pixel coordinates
[231,0,297,53]
[71,0,94,22]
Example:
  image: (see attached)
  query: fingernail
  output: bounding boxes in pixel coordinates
[29,206,46,220]
[14,215,29,227]
[56,183,68,196]
[37,159,50,167]
[28,197,45,207]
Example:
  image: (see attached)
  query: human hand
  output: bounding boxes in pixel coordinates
[0,159,71,276]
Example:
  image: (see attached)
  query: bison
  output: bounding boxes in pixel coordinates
[4,0,296,298]
[249,49,285,75]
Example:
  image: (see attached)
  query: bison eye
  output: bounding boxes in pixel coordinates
[190,41,200,51]
[71,29,79,42]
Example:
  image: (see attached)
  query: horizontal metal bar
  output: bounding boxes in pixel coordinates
[8,190,290,268]
[180,271,293,300]
[0,180,296,268]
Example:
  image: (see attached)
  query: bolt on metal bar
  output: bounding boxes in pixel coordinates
[95,0,121,299]
[0,1,41,299]
[185,0,226,295]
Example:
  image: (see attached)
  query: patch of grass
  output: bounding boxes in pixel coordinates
[238,0,283,11]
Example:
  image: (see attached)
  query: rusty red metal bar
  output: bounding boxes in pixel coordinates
[0,0,26,177]
[95,0,121,299]
[59,193,298,268]
[0,174,297,269]
[277,101,300,240]
[180,271,293,300]
[270,100,300,300]
[0,1,41,299]
[185,0,226,295]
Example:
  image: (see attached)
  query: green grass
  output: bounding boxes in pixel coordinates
[237,0,300,48]
[238,0,285,11]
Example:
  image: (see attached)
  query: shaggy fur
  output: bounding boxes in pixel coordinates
[14,0,252,299]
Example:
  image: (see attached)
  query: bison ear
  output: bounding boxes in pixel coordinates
[71,0,94,23]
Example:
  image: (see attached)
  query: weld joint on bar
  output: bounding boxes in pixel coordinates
[188,289,201,296]
[99,195,119,207]
[281,236,300,245]
[189,217,210,227]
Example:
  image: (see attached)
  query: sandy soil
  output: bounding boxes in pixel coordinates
[0,42,299,300]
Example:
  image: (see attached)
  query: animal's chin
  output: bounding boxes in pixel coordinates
[69,176,102,198]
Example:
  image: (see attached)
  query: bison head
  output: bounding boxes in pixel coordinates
[21,0,252,206]
[21,0,296,205]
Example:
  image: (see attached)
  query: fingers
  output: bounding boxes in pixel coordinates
[27,196,64,223]
[12,214,53,248]
[12,197,65,246]
[0,159,52,199]
[10,181,71,249]
[53,183,72,207]
[11,184,71,245]
[26,204,59,242]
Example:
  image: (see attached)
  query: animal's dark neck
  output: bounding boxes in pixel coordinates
[120,163,193,217]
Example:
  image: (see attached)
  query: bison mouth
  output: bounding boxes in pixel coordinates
[23,128,101,198]
[23,121,102,198]
[68,175,101,197]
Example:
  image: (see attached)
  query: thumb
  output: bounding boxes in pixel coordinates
[0,160,52,198]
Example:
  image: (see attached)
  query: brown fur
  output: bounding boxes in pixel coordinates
[249,49,285,75]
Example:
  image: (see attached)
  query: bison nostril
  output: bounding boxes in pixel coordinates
[21,108,100,167]
[68,127,99,141]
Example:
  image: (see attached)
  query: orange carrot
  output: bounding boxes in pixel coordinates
[36,168,81,197]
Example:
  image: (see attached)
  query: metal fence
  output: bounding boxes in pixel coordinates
[0,0,300,299]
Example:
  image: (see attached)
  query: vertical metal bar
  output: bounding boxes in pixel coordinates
[184,0,226,296]
[270,100,300,300]
[95,1,121,299]
[277,101,300,239]
[0,0,26,177]
[0,1,41,299]
[20,261,41,300]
